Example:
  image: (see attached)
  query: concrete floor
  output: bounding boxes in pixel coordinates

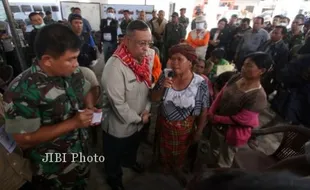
[86,102,285,190]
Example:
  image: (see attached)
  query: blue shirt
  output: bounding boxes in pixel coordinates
[83,18,92,33]
[89,35,95,48]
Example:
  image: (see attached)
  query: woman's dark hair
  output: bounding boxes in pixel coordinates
[214,71,236,90]
[192,171,310,190]
[218,18,228,25]
[211,48,225,60]
[243,52,273,71]
[34,24,81,59]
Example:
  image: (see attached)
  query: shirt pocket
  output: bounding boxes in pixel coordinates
[125,78,138,100]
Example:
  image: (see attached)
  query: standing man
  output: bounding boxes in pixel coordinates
[227,14,238,31]
[68,7,75,22]
[163,12,186,66]
[258,26,289,94]
[179,8,189,30]
[0,21,23,77]
[137,10,147,22]
[227,18,251,61]
[101,20,153,190]
[4,24,97,189]
[70,14,97,68]
[264,15,282,33]
[120,10,132,35]
[152,10,167,51]
[149,10,157,24]
[191,9,206,30]
[73,7,92,33]
[43,11,55,25]
[284,17,305,50]
[235,17,269,70]
[28,12,45,60]
[99,7,118,61]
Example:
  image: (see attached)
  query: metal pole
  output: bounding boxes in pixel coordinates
[144,0,146,5]
[1,0,27,71]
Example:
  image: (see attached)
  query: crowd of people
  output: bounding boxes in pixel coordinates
[0,5,310,190]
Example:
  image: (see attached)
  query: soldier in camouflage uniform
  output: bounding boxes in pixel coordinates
[284,17,305,50]
[120,10,132,35]
[179,8,189,30]
[4,24,98,190]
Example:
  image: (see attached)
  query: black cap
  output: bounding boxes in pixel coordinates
[172,12,179,17]
[123,10,130,13]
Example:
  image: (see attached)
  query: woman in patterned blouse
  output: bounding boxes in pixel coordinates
[152,43,209,185]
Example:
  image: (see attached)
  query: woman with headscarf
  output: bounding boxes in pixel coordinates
[152,44,209,182]
[186,16,210,59]
[207,52,271,168]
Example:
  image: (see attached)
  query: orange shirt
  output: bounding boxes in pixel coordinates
[152,54,162,83]
[186,30,210,48]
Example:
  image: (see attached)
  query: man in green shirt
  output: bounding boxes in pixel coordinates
[163,12,186,66]
[120,10,132,35]
[4,24,99,189]
[179,8,189,30]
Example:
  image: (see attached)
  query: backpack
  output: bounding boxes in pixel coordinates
[78,33,97,67]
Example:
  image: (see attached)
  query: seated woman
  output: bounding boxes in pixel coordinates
[152,44,209,183]
[193,58,213,102]
[206,48,230,82]
[207,52,272,168]
[186,16,210,59]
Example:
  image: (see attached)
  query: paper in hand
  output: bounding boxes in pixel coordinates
[91,112,103,124]
[0,125,16,153]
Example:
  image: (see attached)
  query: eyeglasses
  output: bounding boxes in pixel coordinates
[133,40,154,47]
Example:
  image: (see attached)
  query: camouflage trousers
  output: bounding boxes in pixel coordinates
[32,162,90,190]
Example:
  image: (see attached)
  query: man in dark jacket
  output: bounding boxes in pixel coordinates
[99,7,118,62]
[163,12,186,66]
[120,10,132,35]
[27,12,45,61]
[70,14,96,68]
[258,26,289,94]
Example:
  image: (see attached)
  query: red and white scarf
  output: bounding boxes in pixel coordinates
[113,43,151,88]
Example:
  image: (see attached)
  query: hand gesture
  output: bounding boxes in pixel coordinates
[141,110,151,124]
[163,77,173,88]
[74,109,94,128]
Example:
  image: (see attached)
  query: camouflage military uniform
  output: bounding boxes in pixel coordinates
[4,64,91,190]
[179,16,189,30]
[284,31,304,50]
[120,19,132,35]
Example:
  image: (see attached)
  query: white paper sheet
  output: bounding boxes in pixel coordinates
[91,112,103,124]
[78,110,103,124]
